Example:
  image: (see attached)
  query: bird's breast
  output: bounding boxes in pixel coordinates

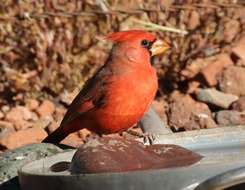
[86,66,158,134]
[103,67,158,116]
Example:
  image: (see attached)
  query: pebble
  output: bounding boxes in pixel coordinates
[215,110,245,126]
[232,36,245,61]
[231,96,245,111]
[47,121,59,133]
[200,54,233,86]
[78,128,91,140]
[61,132,83,148]
[196,88,238,109]
[0,128,47,150]
[181,58,210,79]
[218,66,245,96]
[5,106,33,130]
[168,94,217,131]
[33,116,53,129]
[0,121,15,139]
[188,11,200,30]
[0,111,4,119]
[37,100,55,118]
[223,19,240,43]
[26,99,39,111]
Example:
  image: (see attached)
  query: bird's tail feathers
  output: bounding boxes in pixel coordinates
[42,127,67,144]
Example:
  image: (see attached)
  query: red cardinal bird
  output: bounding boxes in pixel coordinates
[42,30,169,143]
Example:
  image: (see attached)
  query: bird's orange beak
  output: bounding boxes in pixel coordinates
[150,40,170,56]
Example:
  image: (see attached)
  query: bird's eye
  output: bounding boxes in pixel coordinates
[141,39,150,48]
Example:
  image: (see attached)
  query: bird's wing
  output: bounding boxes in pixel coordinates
[59,64,112,127]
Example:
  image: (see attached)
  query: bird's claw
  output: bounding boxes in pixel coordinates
[143,133,157,145]
[125,129,156,145]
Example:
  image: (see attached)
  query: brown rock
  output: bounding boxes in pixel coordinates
[15,120,33,131]
[159,0,173,9]
[1,105,10,113]
[168,95,217,130]
[34,116,53,129]
[188,11,200,30]
[236,59,245,67]
[231,96,245,111]
[5,106,33,130]
[0,121,15,139]
[181,58,210,79]
[0,111,4,119]
[232,36,245,61]
[215,110,245,126]
[61,132,83,148]
[187,81,200,94]
[78,128,91,140]
[47,121,59,133]
[201,54,233,86]
[169,90,185,101]
[236,7,245,21]
[37,100,55,118]
[0,120,14,129]
[218,66,245,96]
[26,99,39,111]
[30,112,39,121]
[54,106,66,121]
[0,127,47,150]
[223,20,240,43]
[70,137,202,174]
[60,90,78,105]
[6,106,32,121]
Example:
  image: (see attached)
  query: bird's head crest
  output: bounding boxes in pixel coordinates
[105,30,156,43]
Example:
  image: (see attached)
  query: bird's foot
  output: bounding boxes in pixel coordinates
[124,128,156,145]
[142,133,157,145]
